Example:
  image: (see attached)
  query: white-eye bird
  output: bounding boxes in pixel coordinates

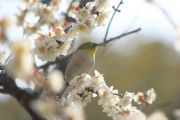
[57,28,141,97]
[64,27,141,82]
[65,42,103,81]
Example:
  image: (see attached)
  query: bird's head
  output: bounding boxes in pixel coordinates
[77,42,102,57]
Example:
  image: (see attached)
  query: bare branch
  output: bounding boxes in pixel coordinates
[103,0,123,42]
[155,2,177,29]
[103,27,141,45]
[0,71,46,120]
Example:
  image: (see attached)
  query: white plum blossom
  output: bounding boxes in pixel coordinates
[96,0,109,12]
[17,0,61,34]
[6,41,34,79]
[65,70,156,120]
[0,49,5,65]
[118,92,134,111]
[145,88,156,104]
[48,70,65,93]
[33,27,73,61]
[63,102,85,120]
[30,0,112,61]
[133,92,144,104]
[173,109,180,120]
[147,110,168,120]
[114,107,146,120]
[34,34,58,61]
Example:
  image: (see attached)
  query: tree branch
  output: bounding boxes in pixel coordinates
[155,2,177,29]
[103,27,141,44]
[103,0,123,42]
[0,71,46,120]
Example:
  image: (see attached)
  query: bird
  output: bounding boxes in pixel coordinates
[64,28,141,82]
[57,28,141,97]
[64,42,103,82]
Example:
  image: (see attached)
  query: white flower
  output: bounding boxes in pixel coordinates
[64,102,85,120]
[73,23,91,37]
[6,41,34,79]
[118,92,134,111]
[86,2,96,10]
[96,0,109,12]
[67,88,92,106]
[69,73,92,87]
[48,70,65,93]
[92,70,106,89]
[133,92,144,104]
[57,39,72,56]
[98,87,120,107]
[147,110,168,120]
[96,12,109,26]
[0,49,5,65]
[32,96,61,120]
[173,109,180,120]
[34,33,58,61]
[52,27,65,37]
[145,88,156,104]
[114,107,146,120]
[77,8,91,22]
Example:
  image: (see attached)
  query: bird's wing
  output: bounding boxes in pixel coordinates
[65,50,94,81]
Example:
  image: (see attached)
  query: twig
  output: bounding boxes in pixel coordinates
[112,6,121,12]
[155,2,177,29]
[103,0,123,42]
[103,27,141,45]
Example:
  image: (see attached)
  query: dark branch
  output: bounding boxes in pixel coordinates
[103,27,141,45]
[0,71,46,120]
[103,0,123,42]
[112,6,121,12]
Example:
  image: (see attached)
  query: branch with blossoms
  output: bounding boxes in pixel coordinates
[0,0,157,120]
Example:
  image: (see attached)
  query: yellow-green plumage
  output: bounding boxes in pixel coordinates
[65,42,99,81]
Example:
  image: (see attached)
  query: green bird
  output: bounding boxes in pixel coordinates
[64,28,141,81]
[56,28,141,96]
[65,42,104,81]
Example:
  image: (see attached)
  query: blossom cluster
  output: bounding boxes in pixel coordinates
[32,0,111,61]
[60,70,156,120]
[16,0,61,34]
[32,70,156,120]
[6,41,34,79]
[0,49,5,65]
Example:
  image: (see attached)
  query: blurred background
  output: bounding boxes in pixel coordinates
[0,0,180,120]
